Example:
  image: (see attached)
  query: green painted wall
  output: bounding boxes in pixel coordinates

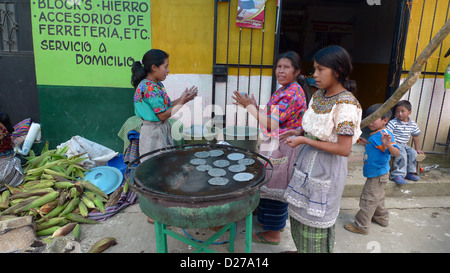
[30,0,151,88]
[30,0,150,154]
[38,85,134,152]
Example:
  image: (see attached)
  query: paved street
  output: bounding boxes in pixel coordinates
[79,146,450,254]
[79,195,450,254]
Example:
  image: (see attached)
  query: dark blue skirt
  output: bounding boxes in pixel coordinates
[257,198,288,231]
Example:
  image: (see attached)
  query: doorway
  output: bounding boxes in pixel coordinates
[0,0,39,125]
[278,0,406,111]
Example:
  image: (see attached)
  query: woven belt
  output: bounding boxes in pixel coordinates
[304,132,321,141]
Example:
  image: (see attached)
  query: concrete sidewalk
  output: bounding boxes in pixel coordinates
[79,195,450,253]
[345,144,450,198]
[78,144,450,253]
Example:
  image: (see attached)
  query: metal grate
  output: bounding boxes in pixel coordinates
[212,0,278,128]
[0,2,18,52]
[399,0,450,154]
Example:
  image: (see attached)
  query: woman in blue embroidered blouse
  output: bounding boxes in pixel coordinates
[131,49,198,161]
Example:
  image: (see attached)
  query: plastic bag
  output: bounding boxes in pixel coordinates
[57,136,118,170]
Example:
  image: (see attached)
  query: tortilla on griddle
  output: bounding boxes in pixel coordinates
[227,153,245,161]
[208,168,227,177]
[194,151,210,158]
[213,159,230,168]
[208,177,229,186]
[238,158,255,166]
[209,150,224,157]
[196,164,213,172]
[228,164,246,173]
[233,172,254,182]
[190,158,207,165]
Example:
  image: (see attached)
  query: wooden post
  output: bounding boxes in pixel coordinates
[361,19,450,129]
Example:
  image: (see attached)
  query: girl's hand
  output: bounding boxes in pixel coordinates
[279,129,302,141]
[285,136,306,148]
[232,91,256,108]
[357,137,367,146]
[181,86,198,104]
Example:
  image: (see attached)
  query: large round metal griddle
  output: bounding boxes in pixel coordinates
[130,144,272,203]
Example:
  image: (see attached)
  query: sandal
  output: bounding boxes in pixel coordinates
[258,223,285,232]
[405,173,420,181]
[392,176,407,185]
[252,232,280,245]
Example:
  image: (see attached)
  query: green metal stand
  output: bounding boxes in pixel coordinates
[154,213,253,253]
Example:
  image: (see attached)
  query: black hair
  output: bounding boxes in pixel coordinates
[277,51,312,105]
[395,100,412,111]
[313,45,357,94]
[0,111,14,134]
[366,103,392,120]
[131,49,169,88]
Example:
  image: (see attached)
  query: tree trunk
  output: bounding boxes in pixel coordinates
[360,18,450,129]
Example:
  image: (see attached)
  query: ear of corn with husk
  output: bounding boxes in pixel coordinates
[0,142,114,241]
[87,237,117,253]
